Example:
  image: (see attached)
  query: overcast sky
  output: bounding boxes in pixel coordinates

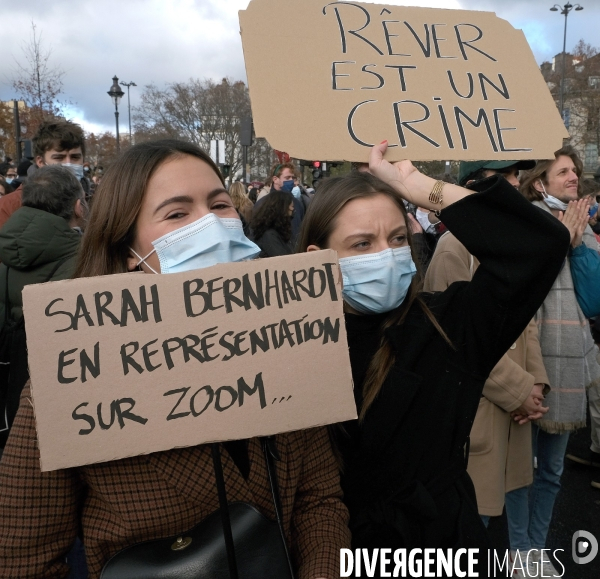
[1,0,597,134]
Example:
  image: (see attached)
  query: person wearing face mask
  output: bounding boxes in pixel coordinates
[250,189,296,258]
[0,163,17,188]
[6,165,18,183]
[518,146,600,574]
[253,163,306,242]
[0,120,87,230]
[423,158,579,577]
[0,176,13,197]
[0,159,32,210]
[0,140,350,579]
[297,141,569,576]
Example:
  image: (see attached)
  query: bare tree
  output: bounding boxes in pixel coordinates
[10,22,68,135]
[541,39,600,171]
[85,131,130,169]
[563,40,600,169]
[248,137,276,181]
[133,78,274,178]
[573,39,598,61]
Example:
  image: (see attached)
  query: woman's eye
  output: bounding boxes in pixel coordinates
[353,241,370,249]
[166,212,186,220]
[212,202,232,210]
[393,236,407,245]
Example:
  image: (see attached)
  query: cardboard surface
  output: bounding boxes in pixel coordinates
[22,251,356,472]
[239,0,568,162]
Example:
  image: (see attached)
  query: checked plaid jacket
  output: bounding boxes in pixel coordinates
[0,383,350,578]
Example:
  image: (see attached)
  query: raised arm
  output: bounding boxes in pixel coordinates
[369,141,474,212]
[437,178,568,377]
[369,142,570,379]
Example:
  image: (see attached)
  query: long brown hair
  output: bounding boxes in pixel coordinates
[297,172,450,420]
[73,140,224,278]
[251,190,294,243]
[520,145,583,202]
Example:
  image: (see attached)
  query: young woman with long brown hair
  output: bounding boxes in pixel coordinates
[0,140,349,579]
[297,142,570,572]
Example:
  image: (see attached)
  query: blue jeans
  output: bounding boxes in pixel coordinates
[528,425,570,550]
[481,487,531,550]
[505,486,530,551]
[480,426,570,552]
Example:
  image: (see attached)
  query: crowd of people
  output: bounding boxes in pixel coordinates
[0,119,599,579]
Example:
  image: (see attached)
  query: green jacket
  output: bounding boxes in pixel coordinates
[0,207,81,324]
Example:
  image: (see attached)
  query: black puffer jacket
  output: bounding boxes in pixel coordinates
[0,206,80,325]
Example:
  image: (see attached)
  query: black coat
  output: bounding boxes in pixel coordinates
[0,207,80,322]
[340,176,569,573]
[254,228,294,258]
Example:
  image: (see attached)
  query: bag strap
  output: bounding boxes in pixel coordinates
[211,443,239,579]
[262,436,296,579]
[3,266,10,326]
[211,438,296,579]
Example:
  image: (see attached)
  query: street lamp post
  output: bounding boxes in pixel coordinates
[107,76,125,154]
[550,3,584,118]
[120,81,137,145]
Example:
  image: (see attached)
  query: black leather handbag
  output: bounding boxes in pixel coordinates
[101,439,295,579]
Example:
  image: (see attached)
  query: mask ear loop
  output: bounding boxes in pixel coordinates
[129,247,159,274]
[538,180,549,198]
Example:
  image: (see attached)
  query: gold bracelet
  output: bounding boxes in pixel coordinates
[429,180,444,215]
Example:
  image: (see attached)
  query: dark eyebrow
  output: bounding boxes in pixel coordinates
[344,225,407,243]
[153,195,194,215]
[207,187,229,201]
[389,225,408,236]
[344,232,376,243]
[153,189,229,215]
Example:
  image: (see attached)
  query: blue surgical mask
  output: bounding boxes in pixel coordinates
[291,186,302,199]
[339,246,417,315]
[62,163,84,180]
[281,180,294,193]
[5,178,13,185]
[131,213,260,274]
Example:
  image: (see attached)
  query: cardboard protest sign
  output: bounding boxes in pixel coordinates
[22,250,356,472]
[239,0,568,162]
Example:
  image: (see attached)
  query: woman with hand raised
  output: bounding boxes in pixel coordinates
[298,141,570,571]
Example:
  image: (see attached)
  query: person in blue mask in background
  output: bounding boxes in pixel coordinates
[0,140,351,578]
[297,140,572,577]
